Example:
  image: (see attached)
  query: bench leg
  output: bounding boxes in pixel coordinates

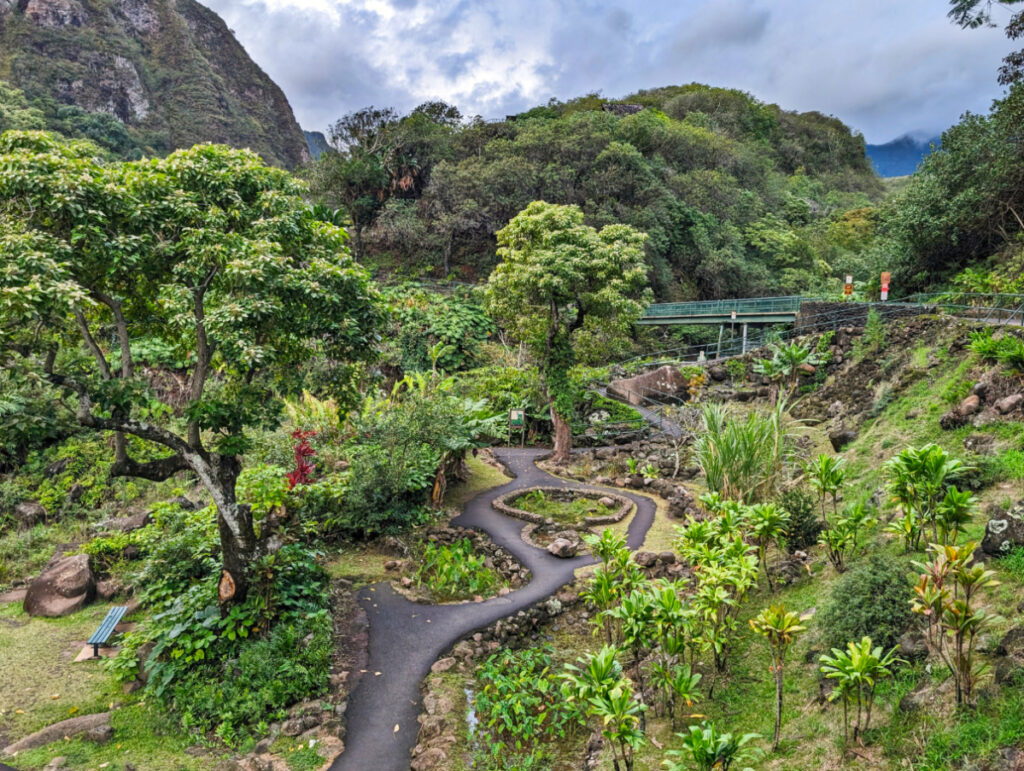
[92,643,100,658]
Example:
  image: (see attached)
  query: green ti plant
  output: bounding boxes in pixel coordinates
[749,605,806,751]
[746,502,790,591]
[664,721,760,771]
[561,646,645,771]
[819,637,903,746]
[884,444,970,549]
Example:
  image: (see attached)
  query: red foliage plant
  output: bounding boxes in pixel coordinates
[286,430,317,489]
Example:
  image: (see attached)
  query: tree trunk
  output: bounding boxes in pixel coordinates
[194,452,259,607]
[773,666,783,750]
[550,404,572,464]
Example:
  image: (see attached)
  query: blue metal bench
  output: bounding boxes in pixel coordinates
[87,605,128,658]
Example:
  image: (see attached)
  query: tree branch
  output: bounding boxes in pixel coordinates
[73,308,112,380]
[110,452,191,481]
[91,290,133,378]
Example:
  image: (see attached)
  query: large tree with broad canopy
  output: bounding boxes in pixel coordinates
[0,132,381,604]
[485,201,649,463]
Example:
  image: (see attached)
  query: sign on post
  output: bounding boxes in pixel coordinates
[844,275,853,298]
[508,408,526,447]
[880,271,891,302]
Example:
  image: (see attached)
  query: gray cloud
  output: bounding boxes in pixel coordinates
[204,0,1018,142]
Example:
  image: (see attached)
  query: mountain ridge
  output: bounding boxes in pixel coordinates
[0,0,308,167]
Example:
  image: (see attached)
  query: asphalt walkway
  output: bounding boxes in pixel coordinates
[329,447,655,770]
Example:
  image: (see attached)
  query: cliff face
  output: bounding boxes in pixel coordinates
[0,0,308,167]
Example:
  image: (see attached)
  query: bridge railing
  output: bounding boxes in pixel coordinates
[642,295,810,319]
[623,298,1024,369]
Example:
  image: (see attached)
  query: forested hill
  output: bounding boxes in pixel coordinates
[309,86,884,300]
[0,0,308,167]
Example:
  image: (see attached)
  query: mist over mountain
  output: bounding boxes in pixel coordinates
[865,134,942,177]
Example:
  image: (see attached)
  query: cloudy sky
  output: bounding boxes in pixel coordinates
[204,0,1017,143]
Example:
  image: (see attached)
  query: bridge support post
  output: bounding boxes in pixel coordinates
[742,323,748,353]
[716,324,723,359]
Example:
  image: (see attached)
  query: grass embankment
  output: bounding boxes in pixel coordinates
[0,601,225,770]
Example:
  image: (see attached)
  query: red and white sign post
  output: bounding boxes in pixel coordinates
[844,275,853,299]
[880,271,891,302]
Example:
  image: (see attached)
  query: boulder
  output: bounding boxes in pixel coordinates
[707,365,727,382]
[797,363,816,376]
[995,393,1024,415]
[994,626,1024,686]
[939,409,970,430]
[23,554,95,617]
[606,365,687,406]
[597,496,616,508]
[633,551,657,568]
[83,724,114,744]
[547,538,578,558]
[898,628,929,663]
[96,511,150,533]
[410,747,448,771]
[14,500,46,529]
[828,428,858,452]
[959,394,982,416]
[430,657,456,674]
[981,502,1024,556]
[2,712,110,755]
[964,433,997,454]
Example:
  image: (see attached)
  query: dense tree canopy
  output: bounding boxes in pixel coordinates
[0,132,381,603]
[883,84,1024,291]
[485,201,649,462]
[309,85,883,300]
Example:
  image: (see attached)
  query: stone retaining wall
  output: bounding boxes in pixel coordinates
[491,486,634,526]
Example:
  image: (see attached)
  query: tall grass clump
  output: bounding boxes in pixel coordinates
[695,399,793,503]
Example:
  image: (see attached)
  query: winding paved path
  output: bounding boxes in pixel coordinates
[329,448,656,771]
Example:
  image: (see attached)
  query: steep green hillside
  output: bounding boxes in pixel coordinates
[0,0,307,166]
[309,87,884,299]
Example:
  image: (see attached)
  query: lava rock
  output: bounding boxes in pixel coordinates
[981,502,1024,556]
[14,500,46,529]
[23,554,96,617]
[547,538,578,558]
[995,393,1024,415]
[828,428,858,452]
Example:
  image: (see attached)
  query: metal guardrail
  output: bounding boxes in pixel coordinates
[623,297,1024,369]
[642,295,810,319]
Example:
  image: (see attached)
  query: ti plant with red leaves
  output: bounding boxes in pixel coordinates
[286,430,318,489]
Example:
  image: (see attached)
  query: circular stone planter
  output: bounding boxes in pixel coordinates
[492,486,634,527]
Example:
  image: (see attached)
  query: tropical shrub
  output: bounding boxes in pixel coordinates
[474,646,584,765]
[885,444,968,548]
[779,487,823,552]
[818,554,915,653]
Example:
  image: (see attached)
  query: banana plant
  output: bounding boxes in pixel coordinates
[750,604,807,750]
[819,636,903,745]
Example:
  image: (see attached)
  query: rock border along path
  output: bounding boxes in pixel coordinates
[329,447,656,771]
